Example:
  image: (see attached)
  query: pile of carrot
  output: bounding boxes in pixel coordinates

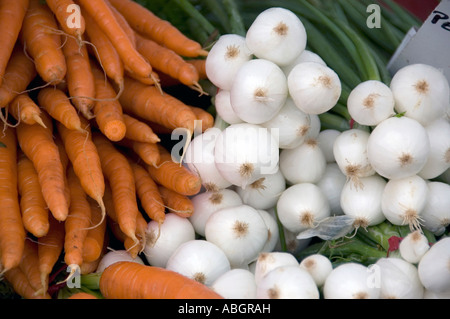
[0,0,214,299]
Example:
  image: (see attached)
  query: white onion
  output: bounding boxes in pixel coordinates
[256,209,279,253]
[165,239,231,286]
[256,265,319,299]
[418,237,450,293]
[143,213,196,268]
[189,188,243,237]
[398,230,430,264]
[288,61,342,115]
[214,89,244,125]
[261,97,312,149]
[317,129,341,163]
[279,137,327,184]
[299,254,333,287]
[381,175,428,230]
[390,63,450,126]
[418,117,450,179]
[205,34,252,90]
[230,59,288,124]
[253,251,299,285]
[333,128,375,188]
[305,114,321,139]
[323,262,381,299]
[340,175,387,229]
[281,49,326,76]
[276,182,330,233]
[420,181,450,235]
[236,169,286,210]
[245,7,307,66]
[210,268,257,299]
[347,80,395,126]
[214,123,279,189]
[204,204,269,268]
[184,127,232,191]
[96,250,144,273]
[375,257,424,299]
[367,116,430,180]
[316,163,347,216]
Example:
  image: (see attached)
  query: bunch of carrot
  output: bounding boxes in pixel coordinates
[0,0,214,299]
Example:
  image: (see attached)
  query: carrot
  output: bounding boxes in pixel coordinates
[123,113,159,144]
[135,33,202,92]
[4,267,52,299]
[90,64,126,142]
[68,292,98,299]
[64,166,92,272]
[46,0,85,42]
[8,93,46,128]
[92,132,139,247]
[16,111,69,221]
[190,105,214,133]
[17,151,50,238]
[119,76,197,134]
[62,34,95,120]
[82,198,107,263]
[147,146,201,196]
[56,116,106,226]
[37,87,82,132]
[124,210,147,258]
[0,0,29,88]
[54,134,71,208]
[118,138,160,167]
[38,214,65,293]
[126,69,160,87]
[83,10,124,91]
[77,0,152,79]
[20,0,67,84]
[105,0,136,48]
[0,126,26,272]
[130,161,165,225]
[99,261,223,299]
[187,59,207,80]
[108,0,208,58]
[158,185,194,218]
[0,45,37,109]
[19,239,45,294]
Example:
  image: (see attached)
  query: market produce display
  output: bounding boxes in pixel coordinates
[0,0,449,300]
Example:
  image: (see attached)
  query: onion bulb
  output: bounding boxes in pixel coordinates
[281,49,326,76]
[214,89,244,125]
[96,250,144,273]
[398,230,430,264]
[211,268,257,299]
[299,254,333,287]
[418,237,450,293]
[253,251,299,285]
[420,181,450,235]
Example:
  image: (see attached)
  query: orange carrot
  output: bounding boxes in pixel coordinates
[135,33,201,90]
[62,34,95,120]
[119,76,197,134]
[105,0,136,48]
[118,138,160,167]
[0,0,29,88]
[64,166,92,270]
[16,111,69,222]
[123,113,159,144]
[8,93,46,127]
[123,210,147,258]
[82,198,107,263]
[37,87,82,132]
[147,146,201,196]
[37,214,65,293]
[19,239,44,294]
[158,185,194,218]
[190,106,214,133]
[187,59,207,80]
[54,134,71,208]
[99,261,223,299]
[90,64,126,142]
[20,0,67,84]
[83,10,124,91]
[0,126,26,272]
[108,0,208,58]
[46,0,85,42]
[68,292,98,299]
[130,161,165,224]
[17,151,50,238]
[77,0,152,79]
[92,132,139,247]
[4,267,52,299]
[0,45,37,109]
[56,116,106,225]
